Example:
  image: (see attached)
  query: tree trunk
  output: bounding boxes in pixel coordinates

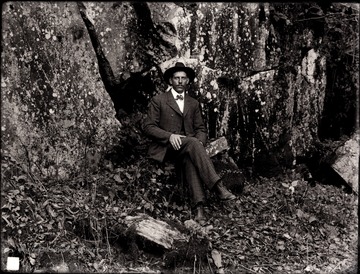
[77,1,177,118]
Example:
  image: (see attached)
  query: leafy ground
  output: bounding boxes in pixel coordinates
[1,154,358,274]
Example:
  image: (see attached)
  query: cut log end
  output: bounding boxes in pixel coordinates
[124,214,187,250]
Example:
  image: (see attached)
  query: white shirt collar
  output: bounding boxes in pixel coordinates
[170,88,185,99]
[170,88,185,112]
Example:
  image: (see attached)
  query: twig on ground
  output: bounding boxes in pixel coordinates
[238,264,258,273]
[207,254,214,274]
[104,218,112,257]
[193,254,197,274]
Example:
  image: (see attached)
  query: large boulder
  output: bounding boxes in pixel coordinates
[331,133,359,193]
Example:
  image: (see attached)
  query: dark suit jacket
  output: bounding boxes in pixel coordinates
[143,91,207,162]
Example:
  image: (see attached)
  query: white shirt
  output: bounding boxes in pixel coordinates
[171,88,184,113]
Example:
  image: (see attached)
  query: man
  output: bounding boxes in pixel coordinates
[142,62,236,225]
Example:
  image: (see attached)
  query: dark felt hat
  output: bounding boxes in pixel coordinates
[163,62,196,84]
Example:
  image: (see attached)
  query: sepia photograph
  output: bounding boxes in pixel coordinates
[1,2,358,273]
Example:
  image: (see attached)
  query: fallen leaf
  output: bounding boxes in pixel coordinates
[29,256,36,265]
[51,262,69,273]
[296,209,304,218]
[289,186,295,194]
[8,238,15,247]
[114,174,122,183]
[3,247,11,253]
[309,216,317,223]
[46,205,57,218]
[42,199,51,207]
[211,249,222,268]
[283,233,292,239]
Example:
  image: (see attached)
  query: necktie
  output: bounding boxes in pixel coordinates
[176,94,184,100]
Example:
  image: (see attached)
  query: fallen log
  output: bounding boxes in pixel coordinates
[123,214,187,250]
[205,136,229,157]
[122,214,212,271]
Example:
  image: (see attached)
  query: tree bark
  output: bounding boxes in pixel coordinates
[77,2,177,118]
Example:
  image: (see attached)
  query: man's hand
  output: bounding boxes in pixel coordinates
[169,134,186,150]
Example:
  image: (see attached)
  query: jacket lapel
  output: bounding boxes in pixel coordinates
[166,91,182,116]
[183,94,191,117]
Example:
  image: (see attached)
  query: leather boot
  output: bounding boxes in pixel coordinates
[194,203,206,226]
[214,180,236,201]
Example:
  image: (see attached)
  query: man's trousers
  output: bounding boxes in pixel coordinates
[165,137,221,207]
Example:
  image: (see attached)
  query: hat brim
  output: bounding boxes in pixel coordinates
[163,66,195,85]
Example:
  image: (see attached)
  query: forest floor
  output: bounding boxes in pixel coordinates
[1,156,358,274]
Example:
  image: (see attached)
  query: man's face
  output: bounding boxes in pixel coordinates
[169,71,189,94]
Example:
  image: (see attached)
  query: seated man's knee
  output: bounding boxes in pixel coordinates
[182,137,204,154]
[185,137,201,146]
